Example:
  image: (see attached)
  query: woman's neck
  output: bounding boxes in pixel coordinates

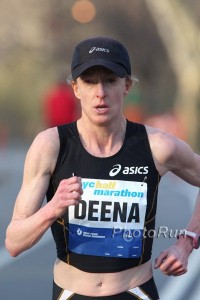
[77,118,127,157]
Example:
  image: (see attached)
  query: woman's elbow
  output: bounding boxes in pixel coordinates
[5,237,21,257]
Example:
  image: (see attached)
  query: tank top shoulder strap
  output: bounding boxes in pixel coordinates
[125,119,146,137]
[54,122,77,173]
[125,120,153,162]
[57,122,77,140]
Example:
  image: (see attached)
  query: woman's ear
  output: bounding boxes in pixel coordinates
[71,81,81,99]
[124,77,133,96]
[123,89,129,96]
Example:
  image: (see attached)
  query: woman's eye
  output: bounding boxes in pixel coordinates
[82,77,117,85]
[84,79,95,84]
[104,78,116,84]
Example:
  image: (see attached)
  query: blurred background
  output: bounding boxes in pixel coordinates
[1,1,200,299]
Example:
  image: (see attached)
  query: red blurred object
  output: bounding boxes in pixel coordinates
[43,82,80,127]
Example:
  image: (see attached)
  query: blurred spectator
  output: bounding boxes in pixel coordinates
[43,80,80,127]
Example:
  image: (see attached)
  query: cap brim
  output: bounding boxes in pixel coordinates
[72,59,127,80]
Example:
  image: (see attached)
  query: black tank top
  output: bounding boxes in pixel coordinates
[46,120,161,273]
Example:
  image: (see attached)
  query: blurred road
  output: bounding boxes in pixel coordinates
[0,145,200,300]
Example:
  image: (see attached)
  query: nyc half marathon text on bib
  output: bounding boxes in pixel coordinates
[67,178,147,258]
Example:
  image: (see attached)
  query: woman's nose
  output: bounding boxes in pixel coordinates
[96,82,106,98]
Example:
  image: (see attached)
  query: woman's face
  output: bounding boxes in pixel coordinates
[72,66,132,126]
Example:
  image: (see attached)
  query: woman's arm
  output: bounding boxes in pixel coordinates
[5,128,83,256]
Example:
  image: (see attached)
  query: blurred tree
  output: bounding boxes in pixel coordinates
[1,0,199,148]
[145,0,200,151]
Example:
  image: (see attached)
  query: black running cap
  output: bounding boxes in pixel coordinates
[71,37,131,80]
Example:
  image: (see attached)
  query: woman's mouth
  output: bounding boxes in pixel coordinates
[95,105,109,113]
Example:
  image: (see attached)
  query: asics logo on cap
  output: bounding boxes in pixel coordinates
[89,47,110,54]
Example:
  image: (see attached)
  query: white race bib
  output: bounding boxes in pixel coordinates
[67,178,147,258]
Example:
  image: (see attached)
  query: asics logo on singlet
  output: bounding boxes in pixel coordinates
[109,164,149,177]
[89,47,110,53]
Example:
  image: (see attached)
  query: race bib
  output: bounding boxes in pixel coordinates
[67,178,147,258]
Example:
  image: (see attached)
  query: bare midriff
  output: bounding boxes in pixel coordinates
[53,258,153,297]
